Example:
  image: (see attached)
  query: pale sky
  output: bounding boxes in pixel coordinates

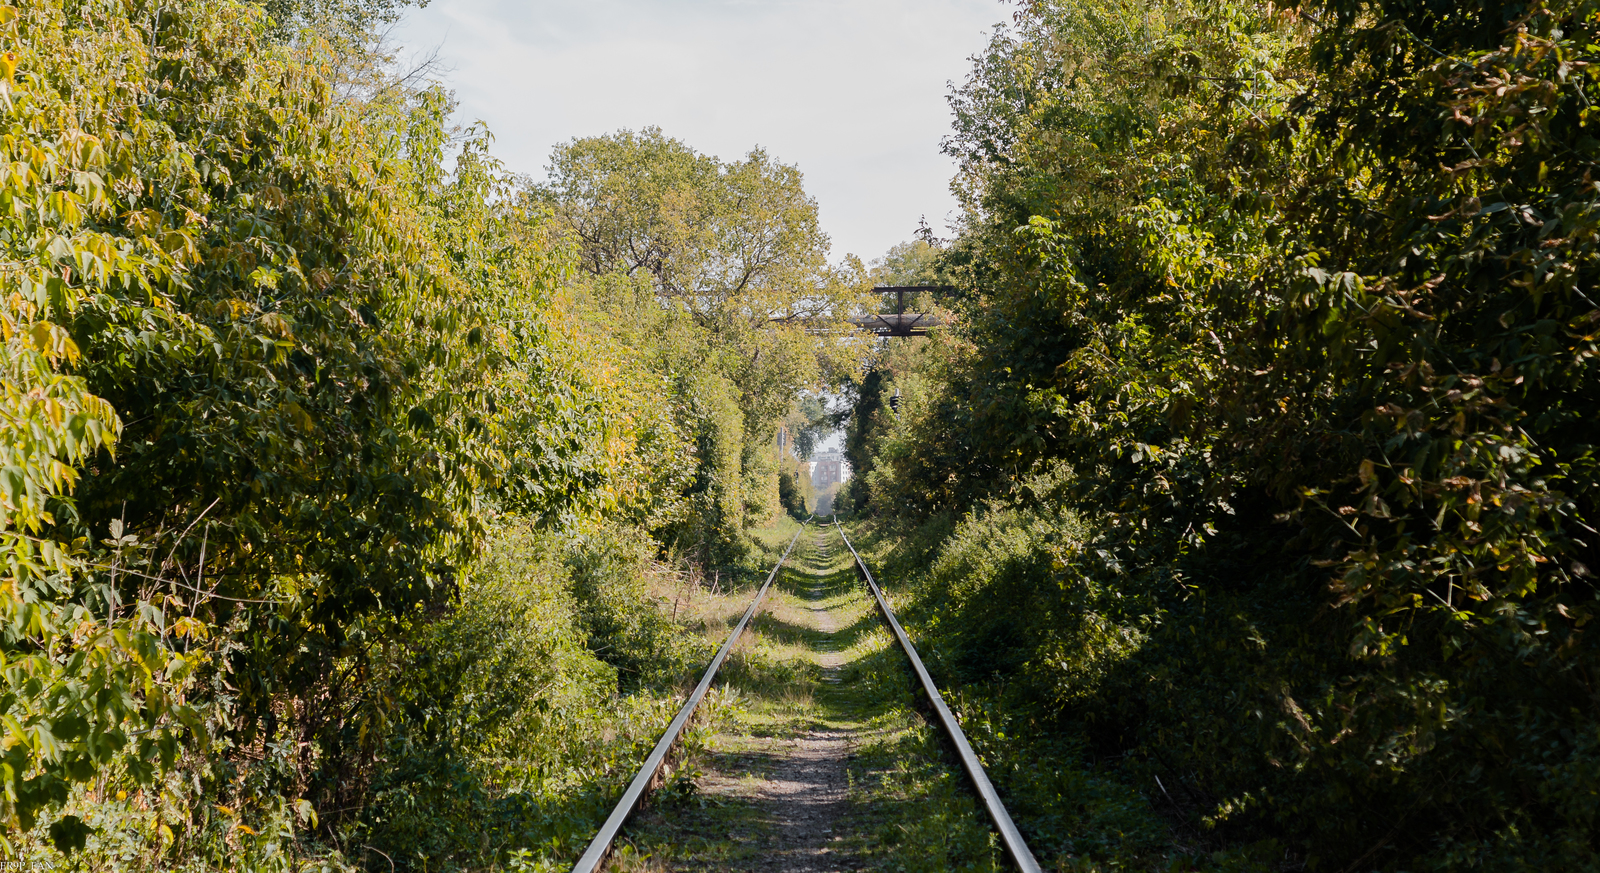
[390,0,1008,264]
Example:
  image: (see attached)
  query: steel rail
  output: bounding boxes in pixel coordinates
[569,520,810,873]
[832,517,1042,873]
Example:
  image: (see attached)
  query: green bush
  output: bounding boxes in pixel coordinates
[850,0,1600,867]
[563,525,707,689]
[778,471,808,520]
[351,524,710,870]
[0,0,847,866]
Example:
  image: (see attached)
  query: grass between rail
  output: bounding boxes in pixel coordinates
[608,520,1008,872]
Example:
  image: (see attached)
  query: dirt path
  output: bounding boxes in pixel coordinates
[748,561,855,872]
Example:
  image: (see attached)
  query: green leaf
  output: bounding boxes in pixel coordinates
[48,814,93,853]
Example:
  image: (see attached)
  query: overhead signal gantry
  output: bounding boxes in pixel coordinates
[850,285,950,337]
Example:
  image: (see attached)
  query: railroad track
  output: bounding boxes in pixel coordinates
[570,518,1041,872]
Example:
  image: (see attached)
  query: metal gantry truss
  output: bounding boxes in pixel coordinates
[850,285,951,337]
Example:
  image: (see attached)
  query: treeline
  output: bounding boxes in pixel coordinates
[845,0,1599,870]
[535,128,865,562]
[0,0,855,868]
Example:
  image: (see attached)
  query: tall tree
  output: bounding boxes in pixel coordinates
[539,128,870,560]
[539,128,867,426]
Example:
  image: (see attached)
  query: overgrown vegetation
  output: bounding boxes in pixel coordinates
[9,0,1597,868]
[0,1,859,868]
[844,0,1600,869]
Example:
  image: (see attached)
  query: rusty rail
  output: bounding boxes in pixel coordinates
[833,517,1042,873]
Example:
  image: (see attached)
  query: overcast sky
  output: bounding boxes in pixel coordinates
[390,0,1008,264]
